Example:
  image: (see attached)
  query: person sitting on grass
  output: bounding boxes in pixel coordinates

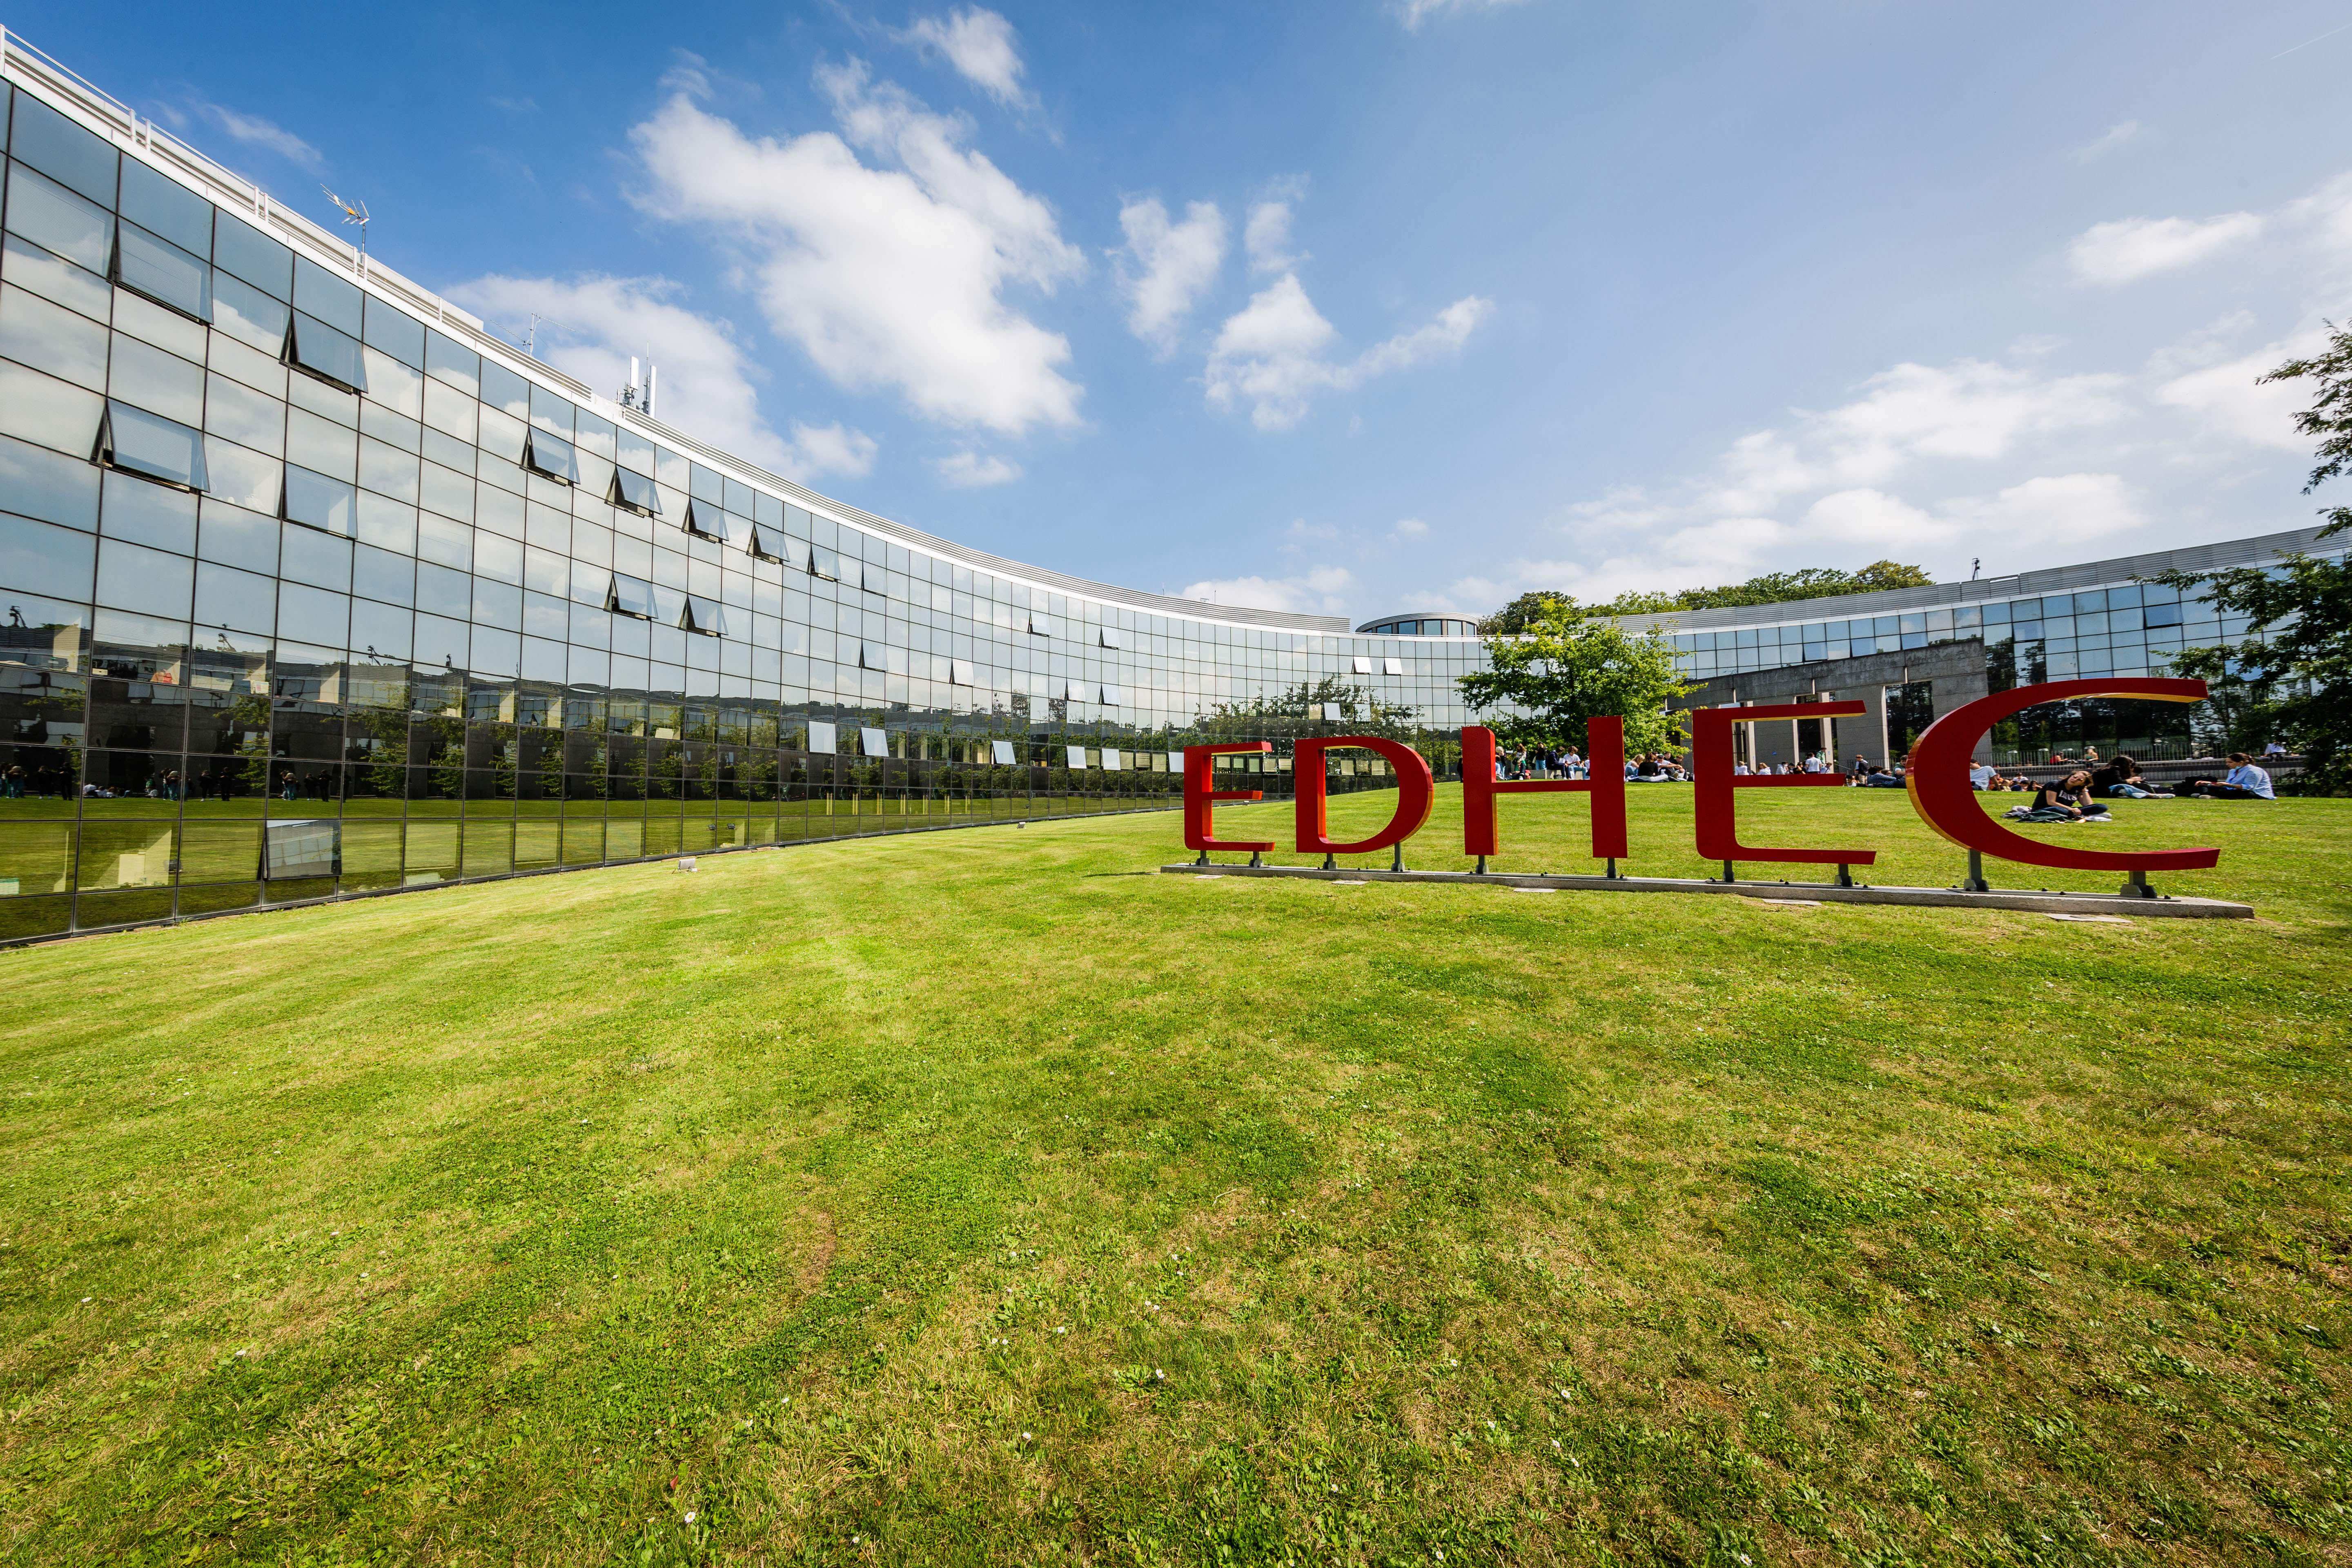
[2181,753,2275,800]
[2007,769,2110,822]
[2091,753,2161,799]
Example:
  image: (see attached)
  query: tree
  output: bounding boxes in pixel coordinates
[1457,599,1692,754]
[1479,591,1576,635]
[2151,323,2352,792]
[1478,561,1933,629]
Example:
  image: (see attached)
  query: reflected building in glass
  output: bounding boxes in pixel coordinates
[0,39,2331,940]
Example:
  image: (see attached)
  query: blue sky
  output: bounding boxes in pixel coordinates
[21,0,2352,618]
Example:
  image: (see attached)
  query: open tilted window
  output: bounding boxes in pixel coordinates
[683,594,726,637]
[606,572,655,619]
[682,498,726,541]
[608,467,662,516]
[113,223,210,322]
[96,401,208,491]
[283,312,368,394]
[808,544,840,581]
[523,429,579,484]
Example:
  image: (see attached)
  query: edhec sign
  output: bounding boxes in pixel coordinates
[1183,678,2222,878]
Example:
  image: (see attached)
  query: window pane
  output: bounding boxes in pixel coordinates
[9,94,117,204]
[100,469,196,551]
[211,211,292,300]
[115,158,211,254]
[109,333,205,426]
[287,313,368,394]
[478,359,528,419]
[0,359,103,455]
[611,572,655,617]
[612,467,661,515]
[208,270,288,354]
[0,281,107,390]
[200,439,282,516]
[286,406,356,481]
[204,373,283,456]
[195,561,276,635]
[3,165,110,274]
[0,512,96,599]
[291,256,361,336]
[113,223,210,321]
[283,466,355,535]
[101,401,209,490]
[425,329,479,394]
[97,537,195,618]
[523,429,579,483]
[361,295,424,368]
[361,346,424,419]
[528,383,574,438]
[2,231,110,320]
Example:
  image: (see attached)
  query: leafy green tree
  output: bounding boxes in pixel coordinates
[1479,592,1577,635]
[1675,560,1933,610]
[1479,561,1933,629]
[1458,599,1691,753]
[2152,323,2352,792]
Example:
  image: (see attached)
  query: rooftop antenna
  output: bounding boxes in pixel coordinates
[619,355,660,418]
[321,186,370,276]
[523,313,542,359]
[1971,557,1982,580]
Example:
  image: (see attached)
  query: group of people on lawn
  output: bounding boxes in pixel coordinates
[1486,740,2279,824]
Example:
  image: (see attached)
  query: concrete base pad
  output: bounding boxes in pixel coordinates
[1160,862,2253,918]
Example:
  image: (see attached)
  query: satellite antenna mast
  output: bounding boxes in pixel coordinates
[321,186,370,276]
[523,313,542,359]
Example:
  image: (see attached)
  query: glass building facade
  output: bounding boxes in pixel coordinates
[0,40,2325,941]
[0,47,1488,942]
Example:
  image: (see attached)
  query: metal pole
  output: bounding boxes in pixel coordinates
[1473,854,1485,875]
[1962,848,1989,893]
[1391,842,1404,873]
[1721,859,1735,884]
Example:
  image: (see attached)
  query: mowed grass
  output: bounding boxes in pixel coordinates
[0,785,2347,1566]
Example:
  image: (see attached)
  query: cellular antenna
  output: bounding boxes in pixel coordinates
[321,185,370,274]
[619,355,660,418]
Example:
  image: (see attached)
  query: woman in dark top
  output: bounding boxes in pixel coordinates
[2020,769,2109,822]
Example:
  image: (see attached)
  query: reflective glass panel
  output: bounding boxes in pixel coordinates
[100,401,209,490]
[4,165,111,274]
[286,313,368,394]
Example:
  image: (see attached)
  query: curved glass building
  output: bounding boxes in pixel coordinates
[0,38,2327,941]
[0,41,1490,941]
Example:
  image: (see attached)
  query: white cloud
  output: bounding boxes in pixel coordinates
[2155,344,2313,451]
[2072,120,2143,163]
[629,62,1084,436]
[179,101,323,172]
[1112,197,1227,354]
[1397,0,1532,30]
[1804,474,2141,547]
[1391,517,1430,539]
[2068,212,2264,285]
[901,8,1031,109]
[443,273,877,484]
[1942,473,2143,540]
[1244,181,1307,274]
[1206,275,1491,430]
[788,422,881,481]
[1704,359,2130,512]
[1178,566,1355,616]
[933,450,1023,487]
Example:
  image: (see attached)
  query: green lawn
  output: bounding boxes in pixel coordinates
[1,785,2346,1565]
